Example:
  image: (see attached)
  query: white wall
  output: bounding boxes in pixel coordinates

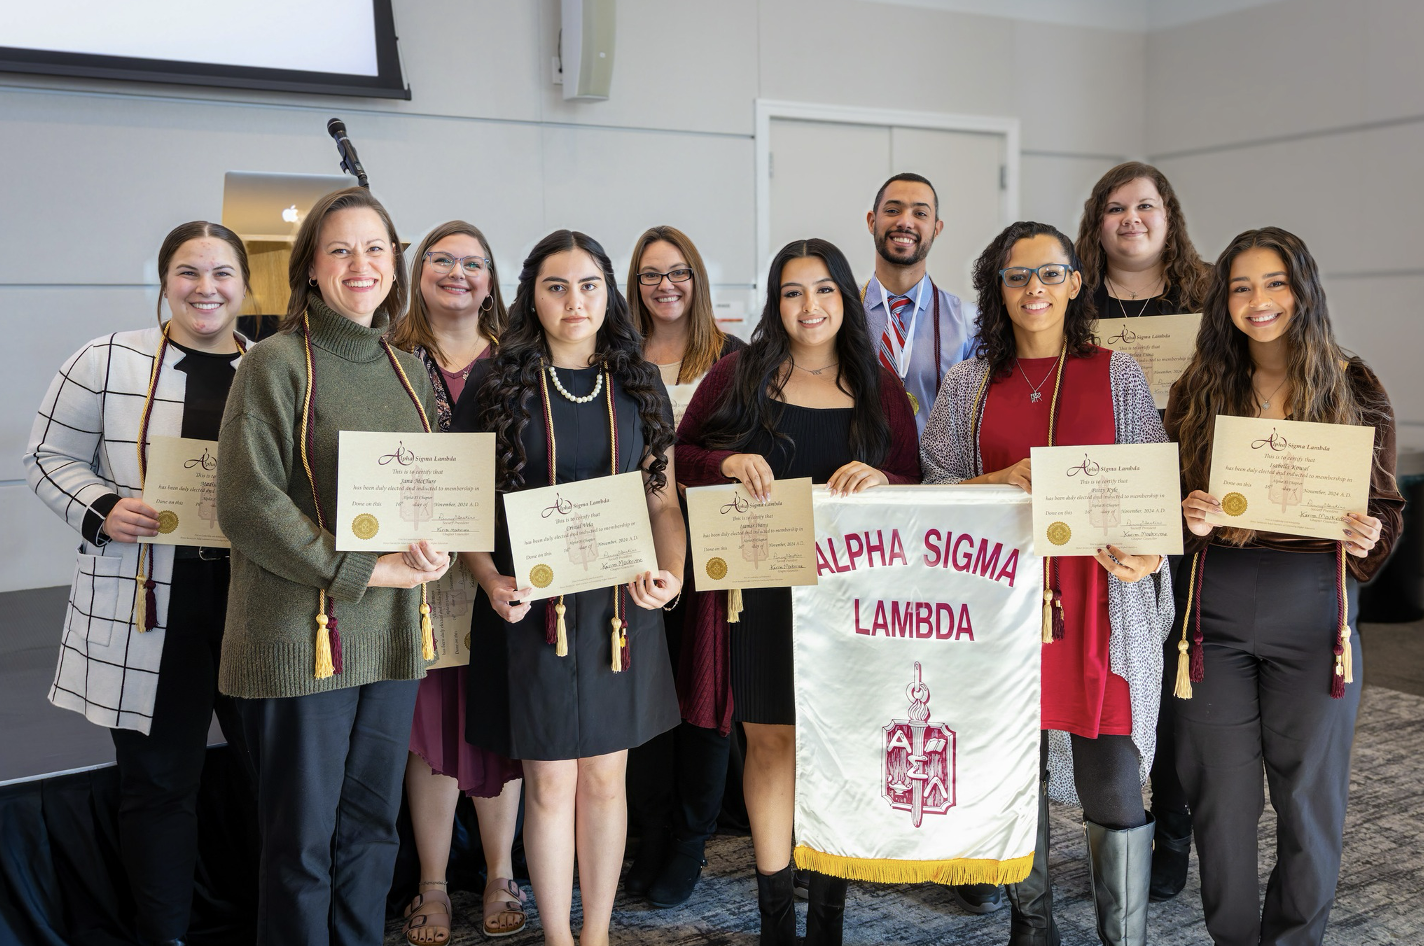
[1146,0,1424,447]
[1,0,1143,591]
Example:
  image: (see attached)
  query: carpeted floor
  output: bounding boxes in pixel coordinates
[385,685,1424,945]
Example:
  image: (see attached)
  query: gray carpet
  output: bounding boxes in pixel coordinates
[385,685,1424,945]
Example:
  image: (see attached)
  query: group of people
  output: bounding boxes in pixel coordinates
[23,161,1402,946]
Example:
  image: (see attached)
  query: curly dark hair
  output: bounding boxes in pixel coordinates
[971,221,1096,379]
[473,229,674,494]
[696,238,889,467]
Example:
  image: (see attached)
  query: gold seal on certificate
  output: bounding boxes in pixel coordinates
[1093,313,1202,409]
[686,478,818,591]
[336,431,496,552]
[1029,442,1183,557]
[1205,415,1374,540]
[139,437,229,548]
[425,558,481,670]
[502,471,660,601]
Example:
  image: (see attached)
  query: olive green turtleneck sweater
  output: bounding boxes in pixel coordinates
[216,297,438,699]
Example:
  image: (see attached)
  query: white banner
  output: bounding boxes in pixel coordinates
[792,485,1042,884]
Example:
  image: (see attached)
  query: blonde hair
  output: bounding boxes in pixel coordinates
[626,226,727,383]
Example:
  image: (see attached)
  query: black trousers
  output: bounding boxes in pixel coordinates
[237,678,419,946]
[1148,556,1191,827]
[1175,547,1360,946]
[108,558,249,942]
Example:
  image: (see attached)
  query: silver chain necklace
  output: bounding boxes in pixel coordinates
[546,365,604,404]
[1015,358,1059,404]
[1106,275,1163,318]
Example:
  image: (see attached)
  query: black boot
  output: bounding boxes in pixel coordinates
[1084,815,1153,946]
[646,837,708,908]
[624,824,669,897]
[1148,809,1191,902]
[755,864,797,946]
[1006,775,1059,946]
[805,871,848,946]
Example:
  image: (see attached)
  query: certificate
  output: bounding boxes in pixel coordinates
[335,431,495,552]
[1030,442,1183,557]
[1092,313,1202,409]
[1205,415,1374,540]
[685,478,818,590]
[425,558,480,670]
[139,436,229,547]
[502,471,659,601]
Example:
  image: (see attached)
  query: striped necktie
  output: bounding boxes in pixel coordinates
[878,295,914,375]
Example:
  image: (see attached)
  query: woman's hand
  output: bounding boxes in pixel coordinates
[827,461,888,496]
[1342,512,1382,558]
[990,459,1033,493]
[480,574,535,624]
[1093,545,1162,584]
[368,549,451,589]
[400,539,449,574]
[1182,490,1219,537]
[627,569,682,610]
[721,453,774,503]
[102,497,160,542]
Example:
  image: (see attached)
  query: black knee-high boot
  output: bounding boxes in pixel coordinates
[1085,816,1153,946]
[756,864,797,946]
[805,871,848,946]
[1006,774,1060,946]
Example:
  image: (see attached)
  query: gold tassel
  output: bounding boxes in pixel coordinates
[1173,638,1193,699]
[134,573,148,633]
[1339,624,1352,684]
[420,584,435,662]
[727,587,743,623]
[555,598,568,657]
[1040,587,1054,644]
[314,610,335,679]
[611,617,623,672]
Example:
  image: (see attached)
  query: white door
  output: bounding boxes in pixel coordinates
[768,118,1006,306]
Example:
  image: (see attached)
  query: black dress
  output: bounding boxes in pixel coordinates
[455,364,681,760]
[730,404,854,726]
[1091,282,1186,320]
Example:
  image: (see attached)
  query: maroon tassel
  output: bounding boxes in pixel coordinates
[1189,548,1206,683]
[545,602,557,645]
[143,579,158,630]
[329,611,343,675]
[1330,647,1345,699]
[1050,590,1065,640]
[620,621,631,671]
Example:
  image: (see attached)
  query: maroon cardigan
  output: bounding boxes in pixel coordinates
[674,351,922,733]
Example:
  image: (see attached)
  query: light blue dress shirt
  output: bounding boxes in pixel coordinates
[863,273,977,436]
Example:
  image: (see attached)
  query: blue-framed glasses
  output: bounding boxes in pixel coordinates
[998,264,1073,288]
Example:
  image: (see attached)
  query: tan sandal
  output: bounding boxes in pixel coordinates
[403,886,452,946]
[482,877,528,938]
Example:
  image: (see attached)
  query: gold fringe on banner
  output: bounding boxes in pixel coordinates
[792,846,1033,886]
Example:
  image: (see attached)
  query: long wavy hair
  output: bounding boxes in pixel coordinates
[972,221,1096,379]
[1074,161,1210,310]
[155,221,250,324]
[390,220,508,364]
[279,187,407,333]
[474,230,673,493]
[627,225,728,383]
[1172,228,1386,534]
[696,239,889,467]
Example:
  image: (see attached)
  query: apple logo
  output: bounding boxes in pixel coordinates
[282,204,300,224]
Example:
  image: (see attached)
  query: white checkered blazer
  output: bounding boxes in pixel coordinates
[24,326,246,733]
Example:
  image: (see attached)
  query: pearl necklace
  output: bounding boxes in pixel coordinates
[547,364,604,403]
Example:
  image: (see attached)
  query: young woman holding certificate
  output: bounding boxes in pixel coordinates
[391,221,529,944]
[919,222,1173,946]
[676,238,920,946]
[623,225,746,908]
[451,229,683,946]
[1167,227,1403,946]
[25,221,253,946]
[1075,161,1212,901]
[216,187,451,946]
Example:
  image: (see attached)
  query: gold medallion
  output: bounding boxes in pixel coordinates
[907,391,920,415]
[706,557,728,580]
[530,564,554,588]
[1046,521,1072,546]
[1221,492,1248,517]
[464,632,471,650]
[351,513,380,540]
[156,510,179,535]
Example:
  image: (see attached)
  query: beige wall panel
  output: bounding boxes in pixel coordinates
[0,485,83,592]
[1317,274,1424,432]
[1010,20,1145,156]
[1021,153,1125,238]
[391,0,544,122]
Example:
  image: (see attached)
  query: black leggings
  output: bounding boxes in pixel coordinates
[1068,733,1148,830]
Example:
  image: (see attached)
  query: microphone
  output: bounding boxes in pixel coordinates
[326,118,369,188]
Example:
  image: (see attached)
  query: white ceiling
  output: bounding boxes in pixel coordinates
[859,0,1285,32]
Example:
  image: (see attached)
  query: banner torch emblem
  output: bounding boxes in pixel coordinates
[883,661,956,827]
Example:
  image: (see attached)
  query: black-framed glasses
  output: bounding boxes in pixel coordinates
[424,252,490,275]
[998,264,1073,288]
[636,268,694,287]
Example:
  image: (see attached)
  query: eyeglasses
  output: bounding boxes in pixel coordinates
[636,268,694,287]
[424,252,490,275]
[998,264,1073,288]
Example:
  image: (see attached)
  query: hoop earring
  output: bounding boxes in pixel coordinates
[481,294,494,312]
[309,278,318,287]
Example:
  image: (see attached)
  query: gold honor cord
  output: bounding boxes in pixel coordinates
[132,323,246,634]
